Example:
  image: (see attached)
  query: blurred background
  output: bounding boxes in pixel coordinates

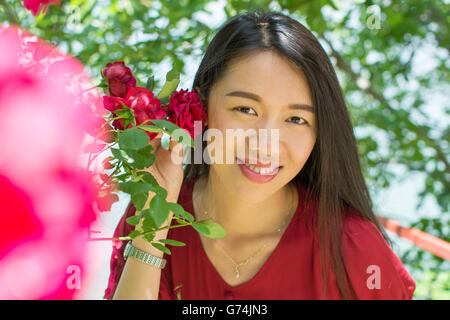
[0,0,448,299]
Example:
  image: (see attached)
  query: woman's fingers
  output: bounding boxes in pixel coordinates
[149,132,163,151]
[169,137,184,160]
[148,132,184,164]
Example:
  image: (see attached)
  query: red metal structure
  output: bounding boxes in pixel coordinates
[376,215,450,261]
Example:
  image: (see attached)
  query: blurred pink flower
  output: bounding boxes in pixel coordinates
[0,25,102,299]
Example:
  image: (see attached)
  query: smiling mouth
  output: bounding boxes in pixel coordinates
[236,157,282,175]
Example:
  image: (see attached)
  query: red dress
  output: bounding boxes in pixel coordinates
[104,177,416,300]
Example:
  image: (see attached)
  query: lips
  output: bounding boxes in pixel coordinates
[236,157,282,183]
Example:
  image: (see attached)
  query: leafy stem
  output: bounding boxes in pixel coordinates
[106,218,213,242]
[0,0,19,25]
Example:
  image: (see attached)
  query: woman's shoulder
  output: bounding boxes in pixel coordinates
[339,209,416,299]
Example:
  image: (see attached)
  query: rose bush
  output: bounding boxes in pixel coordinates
[87,60,224,257]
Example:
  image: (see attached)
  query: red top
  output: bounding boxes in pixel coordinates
[104,177,416,300]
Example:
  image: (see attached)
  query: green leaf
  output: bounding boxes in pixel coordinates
[128,230,141,239]
[167,203,194,222]
[193,220,227,239]
[118,181,156,194]
[150,194,170,227]
[113,103,136,127]
[142,215,156,232]
[139,125,164,133]
[111,148,130,163]
[146,75,155,92]
[174,284,183,300]
[137,171,158,186]
[192,223,209,235]
[151,242,171,255]
[157,67,180,99]
[126,215,141,226]
[114,173,130,182]
[121,145,155,169]
[160,96,169,106]
[131,192,148,211]
[118,128,150,150]
[147,120,194,148]
[140,208,152,219]
[158,239,186,246]
[155,185,168,199]
[329,0,342,10]
[120,102,136,127]
[143,232,155,243]
[150,119,180,134]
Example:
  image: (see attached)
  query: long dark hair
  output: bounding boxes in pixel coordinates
[184,9,392,299]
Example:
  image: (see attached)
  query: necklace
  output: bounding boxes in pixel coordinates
[202,189,296,280]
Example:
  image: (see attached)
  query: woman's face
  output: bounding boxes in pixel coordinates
[205,50,317,202]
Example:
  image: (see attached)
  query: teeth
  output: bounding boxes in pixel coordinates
[237,158,279,175]
[244,163,278,175]
[245,164,260,173]
[260,167,276,175]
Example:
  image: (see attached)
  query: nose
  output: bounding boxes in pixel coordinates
[247,120,280,166]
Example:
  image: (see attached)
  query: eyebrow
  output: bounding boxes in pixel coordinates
[225,90,314,113]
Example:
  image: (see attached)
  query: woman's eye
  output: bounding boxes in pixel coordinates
[288,116,308,125]
[234,106,257,115]
[233,107,307,125]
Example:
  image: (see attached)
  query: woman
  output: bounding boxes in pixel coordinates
[105,9,416,300]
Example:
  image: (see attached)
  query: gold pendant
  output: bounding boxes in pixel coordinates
[234,267,240,279]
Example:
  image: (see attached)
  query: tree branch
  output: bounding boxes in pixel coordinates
[320,33,449,172]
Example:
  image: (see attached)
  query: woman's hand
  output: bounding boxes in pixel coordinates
[138,132,185,202]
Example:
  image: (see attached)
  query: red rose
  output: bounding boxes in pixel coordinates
[125,87,166,140]
[102,96,133,131]
[103,96,125,112]
[102,87,167,140]
[22,0,60,16]
[102,61,136,98]
[165,89,207,139]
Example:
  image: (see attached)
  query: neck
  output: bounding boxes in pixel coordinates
[194,171,298,240]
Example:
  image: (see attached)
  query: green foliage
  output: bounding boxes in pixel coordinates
[119,128,150,150]
[157,66,181,99]
[193,219,227,239]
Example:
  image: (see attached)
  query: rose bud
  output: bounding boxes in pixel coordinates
[102,61,136,98]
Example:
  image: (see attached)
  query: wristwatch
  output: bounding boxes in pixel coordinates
[123,242,167,269]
